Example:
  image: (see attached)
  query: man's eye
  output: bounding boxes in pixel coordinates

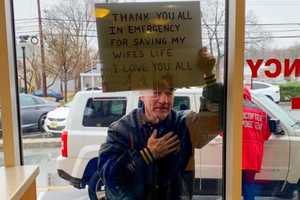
[154,92,161,96]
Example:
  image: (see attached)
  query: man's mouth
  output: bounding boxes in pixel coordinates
[154,107,169,112]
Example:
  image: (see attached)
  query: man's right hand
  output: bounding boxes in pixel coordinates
[197,47,216,78]
[147,129,180,159]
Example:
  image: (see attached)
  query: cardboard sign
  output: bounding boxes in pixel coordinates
[95,1,204,92]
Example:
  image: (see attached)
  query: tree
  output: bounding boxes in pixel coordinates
[201,0,272,80]
[26,46,42,91]
[43,0,98,102]
[245,11,272,52]
[201,0,225,80]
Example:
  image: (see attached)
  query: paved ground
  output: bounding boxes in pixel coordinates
[38,188,89,200]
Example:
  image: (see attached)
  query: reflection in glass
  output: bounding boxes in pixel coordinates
[240,89,300,199]
[243,0,300,198]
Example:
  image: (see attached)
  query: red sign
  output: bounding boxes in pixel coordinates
[246,58,300,78]
[291,97,300,109]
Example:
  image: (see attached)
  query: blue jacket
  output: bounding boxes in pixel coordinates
[97,108,192,200]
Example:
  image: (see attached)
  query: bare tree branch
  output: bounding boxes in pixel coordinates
[43,0,97,101]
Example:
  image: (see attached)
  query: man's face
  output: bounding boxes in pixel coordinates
[141,89,174,123]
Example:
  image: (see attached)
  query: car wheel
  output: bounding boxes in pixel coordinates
[88,172,105,200]
[38,114,47,132]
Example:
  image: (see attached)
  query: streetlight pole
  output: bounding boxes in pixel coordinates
[19,35,29,93]
[21,46,28,93]
[37,0,47,97]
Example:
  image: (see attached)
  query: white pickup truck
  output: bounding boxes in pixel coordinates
[57,88,300,198]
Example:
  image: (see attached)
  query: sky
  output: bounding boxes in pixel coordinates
[246,0,300,48]
[13,0,300,49]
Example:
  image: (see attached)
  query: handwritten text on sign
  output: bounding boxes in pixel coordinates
[95,2,203,92]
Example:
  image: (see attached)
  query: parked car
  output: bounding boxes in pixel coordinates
[44,101,72,135]
[43,86,124,136]
[56,89,300,198]
[45,87,195,137]
[250,81,280,103]
[35,81,279,135]
[33,89,64,102]
[0,94,58,134]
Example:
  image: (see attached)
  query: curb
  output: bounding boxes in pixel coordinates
[0,138,61,151]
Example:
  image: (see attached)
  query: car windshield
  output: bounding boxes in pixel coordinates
[252,82,269,89]
[253,94,300,129]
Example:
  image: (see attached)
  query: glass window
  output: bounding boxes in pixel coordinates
[254,94,299,128]
[12,0,227,198]
[83,97,127,127]
[19,94,36,106]
[173,96,191,111]
[252,82,269,89]
[243,0,300,199]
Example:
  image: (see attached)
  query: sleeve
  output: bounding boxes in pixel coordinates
[185,111,221,149]
[97,126,154,188]
[202,82,225,130]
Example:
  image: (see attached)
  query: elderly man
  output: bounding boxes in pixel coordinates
[95,48,223,200]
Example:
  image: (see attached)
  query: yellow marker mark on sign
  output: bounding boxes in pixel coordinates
[94,8,110,18]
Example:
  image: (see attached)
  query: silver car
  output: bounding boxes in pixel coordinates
[0,94,58,134]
